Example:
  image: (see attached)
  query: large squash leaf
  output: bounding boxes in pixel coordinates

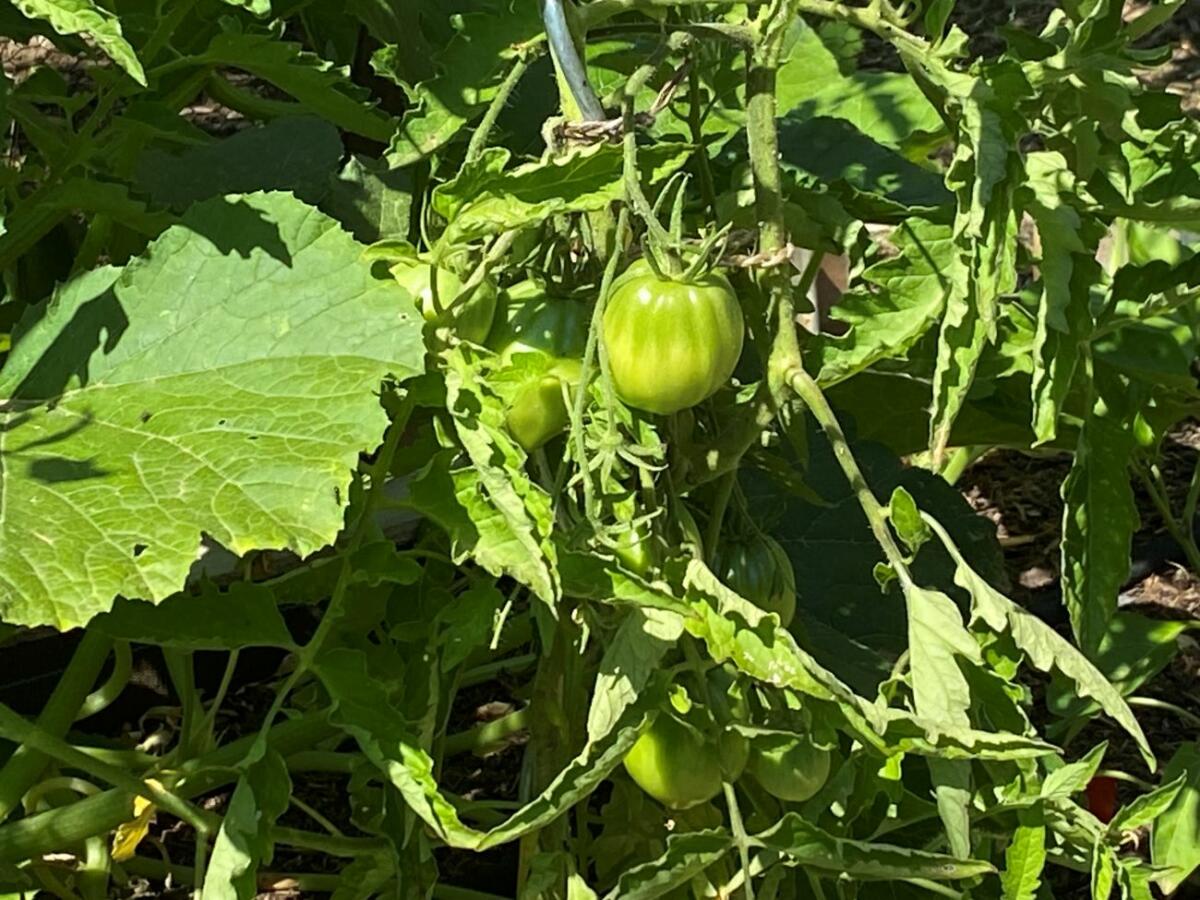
[0,192,424,629]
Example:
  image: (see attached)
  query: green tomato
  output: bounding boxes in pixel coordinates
[715,535,796,626]
[488,283,591,361]
[504,358,581,451]
[623,712,724,809]
[489,285,591,451]
[748,733,831,803]
[602,260,744,414]
[392,262,497,344]
[612,520,660,576]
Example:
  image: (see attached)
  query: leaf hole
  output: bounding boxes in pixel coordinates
[217,419,227,426]
[132,544,147,558]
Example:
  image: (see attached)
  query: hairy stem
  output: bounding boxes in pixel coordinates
[465,55,533,164]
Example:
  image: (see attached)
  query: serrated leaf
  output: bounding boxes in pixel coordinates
[0,192,424,629]
[323,155,414,244]
[776,21,942,148]
[1048,613,1185,721]
[604,829,733,900]
[757,812,994,880]
[199,33,392,142]
[1060,370,1139,655]
[94,582,295,649]
[905,585,980,728]
[778,115,952,219]
[1109,776,1185,834]
[13,0,145,85]
[385,1,543,166]
[812,219,959,387]
[587,607,683,743]
[201,745,291,900]
[1001,807,1047,900]
[134,117,343,212]
[1042,744,1107,801]
[442,348,559,605]
[1023,152,1099,444]
[1092,840,1116,900]
[1151,743,1200,894]
[434,143,691,244]
[317,647,654,851]
[923,516,1154,769]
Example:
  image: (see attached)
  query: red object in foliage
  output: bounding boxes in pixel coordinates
[1087,776,1118,823]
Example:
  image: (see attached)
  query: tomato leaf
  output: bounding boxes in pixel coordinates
[1000,806,1047,900]
[1060,367,1139,656]
[434,143,692,244]
[604,829,733,900]
[94,582,296,650]
[812,219,959,388]
[756,812,994,880]
[12,0,145,85]
[201,744,292,900]
[0,192,424,629]
[924,516,1154,769]
[1151,742,1200,895]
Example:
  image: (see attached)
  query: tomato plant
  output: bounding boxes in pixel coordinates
[0,0,1196,897]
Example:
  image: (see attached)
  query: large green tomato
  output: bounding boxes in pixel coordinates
[489,285,591,451]
[623,712,724,809]
[602,260,744,414]
[747,733,831,803]
[392,262,497,344]
[715,535,796,626]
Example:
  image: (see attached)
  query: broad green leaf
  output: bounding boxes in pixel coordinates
[322,155,414,244]
[813,219,959,387]
[1060,371,1139,655]
[384,0,543,166]
[777,115,952,219]
[587,608,683,743]
[434,143,691,244]
[1151,743,1200,894]
[442,347,559,605]
[1042,744,1107,801]
[1109,776,1186,833]
[923,516,1154,769]
[1001,807,1047,900]
[94,583,295,649]
[604,829,733,900]
[316,647,655,851]
[201,745,291,900]
[199,33,393,142]
[12,0,145,85]
[1047,613,1186,720]
[134,117,343,211]
[776,21,943,148]
[0,192,425,629]
[756,813,994,880]
[905,585,980,727]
